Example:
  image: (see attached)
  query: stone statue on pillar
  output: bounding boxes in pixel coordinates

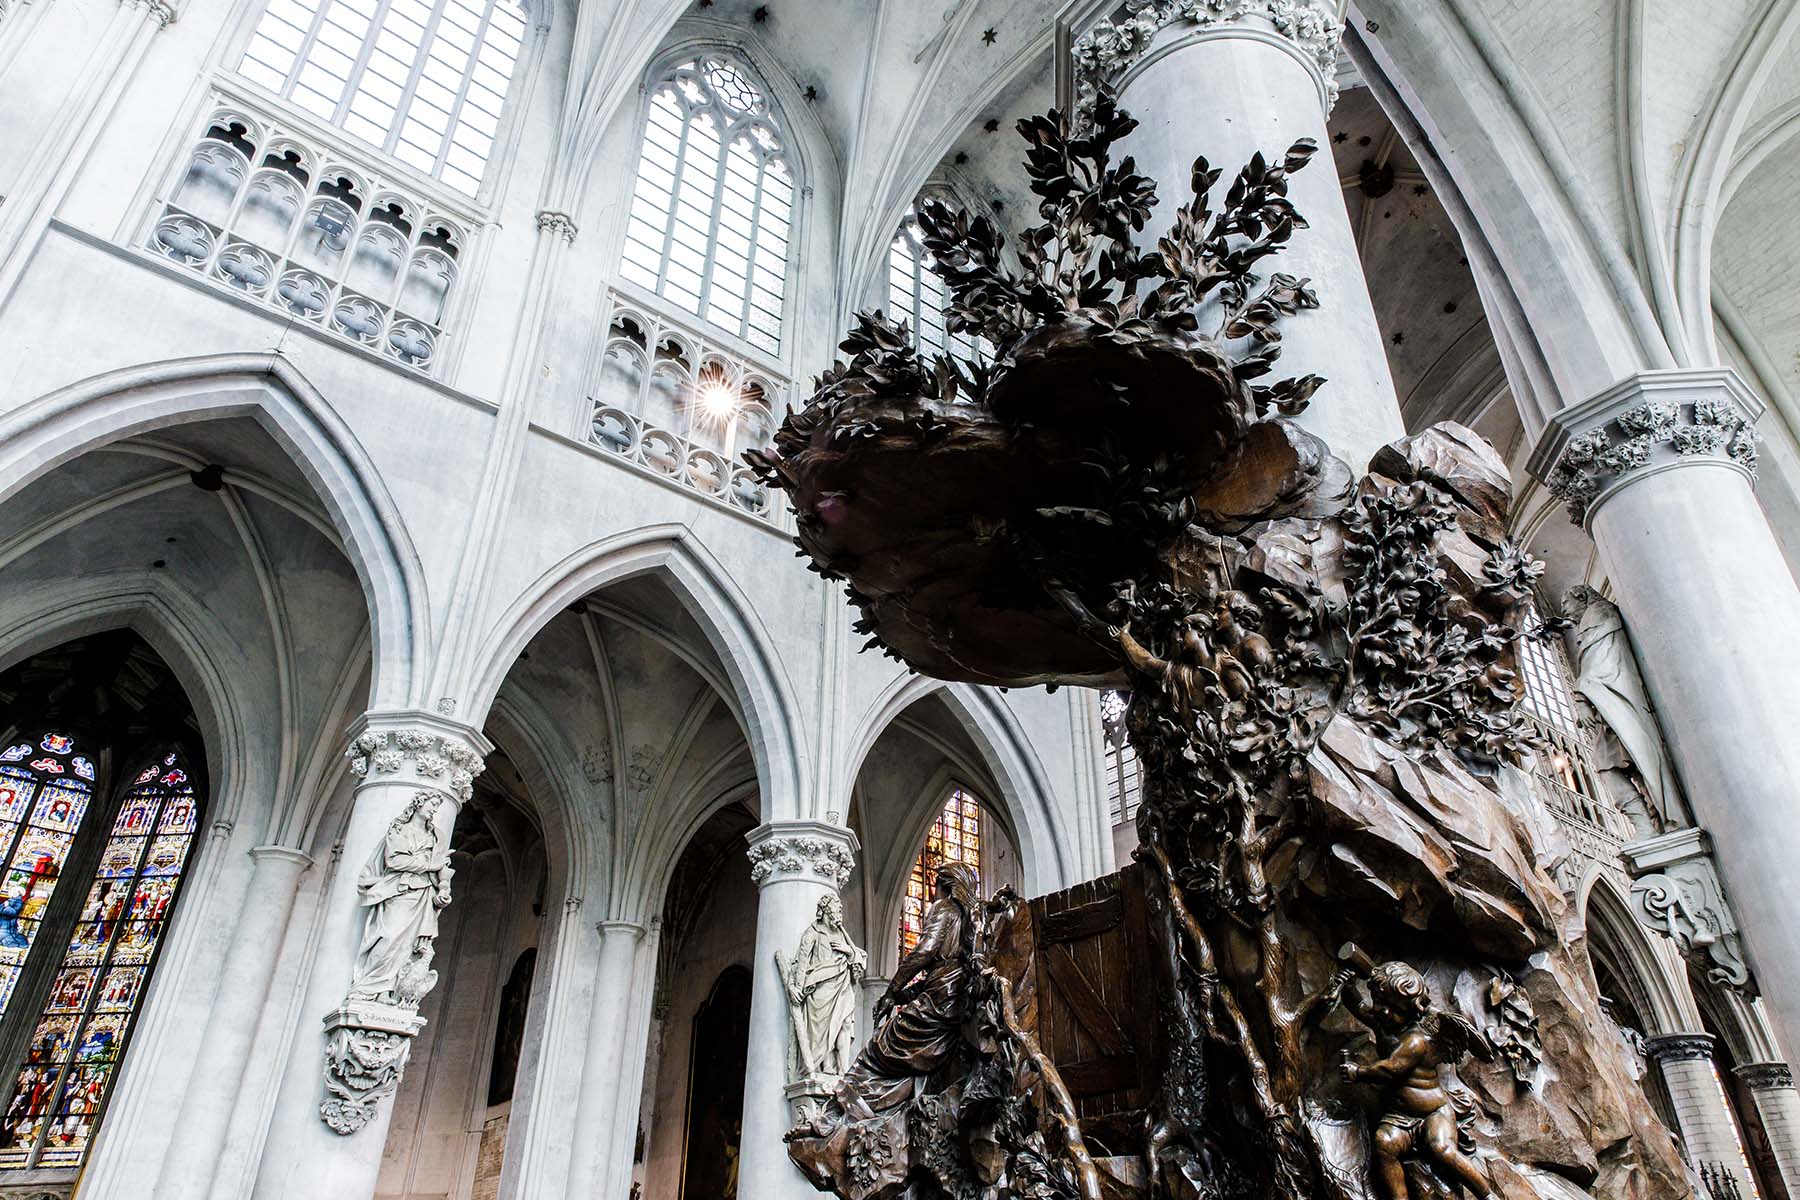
[779,894,868,1099]
[348,792,454,1006]
[1562,586,1686,832]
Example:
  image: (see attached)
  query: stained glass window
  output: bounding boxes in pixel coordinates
[897,789,983,958]
[237,0,530,194]
[619,56,793,354]
[0,736,95,1023]
[0,751,199,1172]
[888,209,987,364]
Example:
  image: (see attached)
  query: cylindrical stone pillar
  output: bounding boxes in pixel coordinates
[1738,1064,1800,1194]
[1073,2,1405,468]
[738,820,858,1200]
[1531,369,1800,1052]
[563,918,648,1198]
[1648,1034,1758,1195]
[142,844,314,1200]
[250,713,487,1200]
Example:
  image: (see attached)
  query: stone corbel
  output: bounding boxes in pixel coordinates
[319,1005,426,1135]
[1622,828,1753,992]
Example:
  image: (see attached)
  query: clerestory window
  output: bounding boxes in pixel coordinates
[236,0,530,195]
[888,207,986,364]
[619,55,794,356]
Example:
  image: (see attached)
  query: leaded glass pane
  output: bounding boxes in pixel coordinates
[897,789,984,958]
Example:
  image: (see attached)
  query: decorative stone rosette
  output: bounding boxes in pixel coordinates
[1069,0,1343,114]
[1545,395,1759,523]
[346,725,484,803]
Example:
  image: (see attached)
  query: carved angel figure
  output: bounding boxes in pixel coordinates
[1334,961,1495,1200]
[782,894,869,1080]
[348,793,453,1007]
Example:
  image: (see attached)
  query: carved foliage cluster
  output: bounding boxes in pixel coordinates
[346,726,484,802]
[749,834,856,888]
[1547,399,1759,521]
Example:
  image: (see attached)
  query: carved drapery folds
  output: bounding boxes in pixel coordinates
[1066,0,1343,116]
[1530,370,1762,526]
[777,894,869,1122]
[323,721,484,1135]
[1623,828,1753,992]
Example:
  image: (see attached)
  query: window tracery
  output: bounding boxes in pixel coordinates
[0,749,201,1173]
[619,55,794,355]
[887,206,986,364]
[237,0,529,195]
[150,103,471,374]
[897,788,983,957]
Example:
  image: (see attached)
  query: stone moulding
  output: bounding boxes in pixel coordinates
[1644,1032,1717,1064]
[1527,369,1763,526]
[1062,0,1343,114]
[1622,827,1753,992]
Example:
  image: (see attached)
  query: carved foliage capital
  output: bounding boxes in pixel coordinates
[1069,0,1343,113]
[346,725,485,802]
[1645,1032,1716,1064]
[535,210,578,243]
[1736,1062,1795,1091]
[747,823,857,889]
[1533,371,1762,525]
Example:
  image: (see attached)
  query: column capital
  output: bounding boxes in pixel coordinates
[1736,1062,1796,1091]
[1528,368,1763,527]
[250,844,316,871]
[1058,0,1342,116]
[598,919,648,940]
[345,710,490,803]
[124,0,178,28]
[535,210,579,243]
[1622,827,1753,993]
[1645,1032,1718,1064]
[746,820,858,889]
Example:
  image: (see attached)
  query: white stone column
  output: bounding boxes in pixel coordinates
[1648,1034,1757,1195]
[1737,1064,1800,1194]
[146,845,314,1200]
[562,918,648,1198]
[1068,0,1405,469]
[1530,369,1800,1052]
[738,820,858,1200]
[250,712,487,1200]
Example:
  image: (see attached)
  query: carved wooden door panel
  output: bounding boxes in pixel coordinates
[1027,863,1155,1154]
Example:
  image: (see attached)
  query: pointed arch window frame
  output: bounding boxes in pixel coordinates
[615,49,802,365]
[0,740,207,1180]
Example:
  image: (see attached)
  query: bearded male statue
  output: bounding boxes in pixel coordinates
[782,893,869,1080]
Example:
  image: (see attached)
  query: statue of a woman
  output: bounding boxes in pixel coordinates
[839,860,979,1117]
[783,894,868,1079]
[348,793,453,1007]
[1563,587,1687,829]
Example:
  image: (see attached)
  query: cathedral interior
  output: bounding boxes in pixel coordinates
[0,0,1799,1198]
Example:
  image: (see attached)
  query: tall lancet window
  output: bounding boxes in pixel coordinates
[888,203,989,364]
[897,788,984,957]
[236,0,530,194]
[620,55,794,355]
[0,747,201,1173]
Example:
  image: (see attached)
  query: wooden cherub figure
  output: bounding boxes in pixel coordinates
[1332,959,1497,1200]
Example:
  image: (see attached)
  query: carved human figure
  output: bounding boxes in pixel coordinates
[836,860,978,1117]
[1333,961,1495,1200]
[1563,587,1685,830]
[781,894,868,1080]
[348,793,453,1007]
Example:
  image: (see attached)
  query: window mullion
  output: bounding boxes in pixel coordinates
[382,0,451,157]
[655,101,697,296]
[333,0,401,129]
[697,109,736,329]
[738,154,771,341]
[435,0,497,177]
[285,0,336,97]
